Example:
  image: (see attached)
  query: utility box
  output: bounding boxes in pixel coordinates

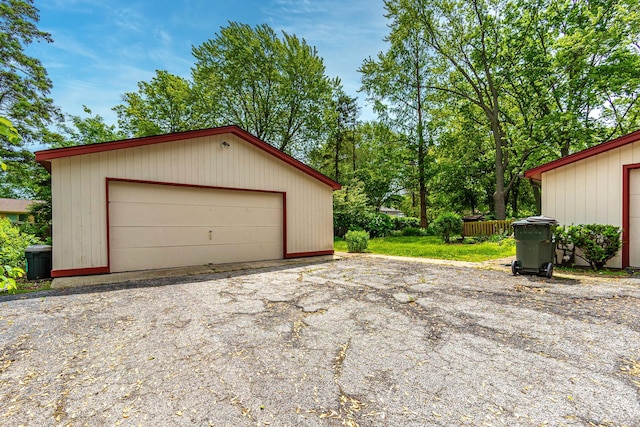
[25,245,52,280]
[511,216,557,278]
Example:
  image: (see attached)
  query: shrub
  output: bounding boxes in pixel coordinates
[0,265,25,294]
[554,226,576,266]
[362,212,394,238]
[402,227,423,236]
[345,230,369,253]
[425,224,438,236]
[433,212,463,243]
[0,218,40,269]
[488,229,512,243]
[567,224,622,270]
[393,216,420,230]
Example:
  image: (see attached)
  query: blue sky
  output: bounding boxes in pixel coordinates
[28,0,389,128]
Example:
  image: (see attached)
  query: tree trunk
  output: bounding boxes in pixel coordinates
[530,179,542,215]
[352,135,356,173]
[415,45,428,229]
[334,134,341,183]
[493,191,506,220]
[418,141,428,228]
[491,117,507,220]
[486,188,495,215]
[510,179,519,217]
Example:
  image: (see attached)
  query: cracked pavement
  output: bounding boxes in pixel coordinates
[1,255,640,426]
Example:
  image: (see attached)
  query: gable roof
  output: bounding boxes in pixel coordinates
[34,125,341,190]
[525,129,640,181]
[0,198,40,214]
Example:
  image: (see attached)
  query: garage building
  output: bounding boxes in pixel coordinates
[35,126,341,277]
[525,129,640,269]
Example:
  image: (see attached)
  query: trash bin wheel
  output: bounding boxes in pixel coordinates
[511,260,521,276]
[544,262,553,279]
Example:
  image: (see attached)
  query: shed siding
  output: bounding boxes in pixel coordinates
[51,133,333,271]
[540,140,640,268]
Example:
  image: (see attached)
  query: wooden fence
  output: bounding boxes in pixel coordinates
[463,220,513,237]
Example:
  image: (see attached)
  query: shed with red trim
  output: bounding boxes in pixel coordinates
[35,126,341,278]
[524,129,640,268]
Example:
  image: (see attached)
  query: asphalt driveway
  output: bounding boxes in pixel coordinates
[1,255,640,426]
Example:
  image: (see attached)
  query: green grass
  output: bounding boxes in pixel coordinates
[1,279,52,296]
[554,266,630,278]
[335,235,515,262]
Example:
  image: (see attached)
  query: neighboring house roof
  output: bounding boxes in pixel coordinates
[0,198,40,214]
[379,206,402,213]
[525,129,640,181]
[34,125,342,190]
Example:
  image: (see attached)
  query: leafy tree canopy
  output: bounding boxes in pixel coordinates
[0,0,59,147]
[191,22,338,157]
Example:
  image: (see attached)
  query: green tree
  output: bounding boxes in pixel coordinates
[114,70,205,138]
[0,116,18,170]
[353,122,409,210]
[0,0,60,199]
[504,0,640,160]
[332,180,371,237]
[0,0,60,146]
[57,106,125,147]
[192,22,336,157]
[387,0,518,220]
[379,0,640,220]
[329,90,359,183]
[310,121,409,211]
[359,14,433,227]
[310,88,360,183]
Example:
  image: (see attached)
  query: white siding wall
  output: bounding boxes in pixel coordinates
[541,141,640,268]
[51,134,334,271]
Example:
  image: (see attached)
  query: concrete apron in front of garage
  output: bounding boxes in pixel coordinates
[51,255,338,289]
[50,252,593,290]
[52,253,625,290]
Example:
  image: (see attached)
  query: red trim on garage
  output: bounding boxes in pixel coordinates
[105,178,111,270]
[282,193,287,257]
[622,163,640,268]
[35,125,341,190]
[106,177,285,195]
[525,129,640,181]
[51,266,110,278]
[105,178,290,273]
[285,250,334,258]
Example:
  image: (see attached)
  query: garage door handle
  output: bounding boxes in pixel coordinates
[209,230,212,240]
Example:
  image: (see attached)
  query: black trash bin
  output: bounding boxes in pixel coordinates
[25,245,52,280]
[511,216,558,278]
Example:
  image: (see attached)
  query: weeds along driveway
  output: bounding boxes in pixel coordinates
[1,255,640,426]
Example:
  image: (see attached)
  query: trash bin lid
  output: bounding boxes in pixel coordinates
[25,245,52,253]
[526,216,558,224]
[512,216,558,227]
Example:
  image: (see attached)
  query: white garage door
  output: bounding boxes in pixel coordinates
[108,181,283,273]
[630,169,640,268]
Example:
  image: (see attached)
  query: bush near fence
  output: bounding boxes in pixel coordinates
[463,220,513,237]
